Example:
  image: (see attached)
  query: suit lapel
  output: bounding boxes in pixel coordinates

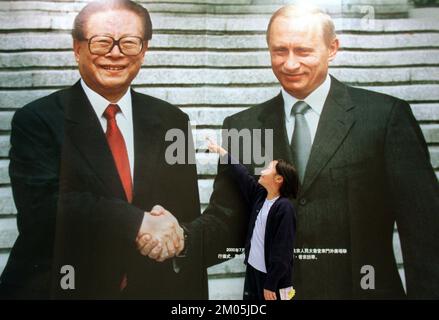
[300,77,356,195]
[131,90,163,203]
[258,93,293,164]
[62,81,127,200]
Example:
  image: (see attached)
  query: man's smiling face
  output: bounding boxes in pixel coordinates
[268,15,338,99]
[73,9,147,101]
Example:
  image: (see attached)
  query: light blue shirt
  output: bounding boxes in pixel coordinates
[248,196,280,273]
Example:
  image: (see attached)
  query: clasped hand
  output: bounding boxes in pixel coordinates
[136,205,185,262]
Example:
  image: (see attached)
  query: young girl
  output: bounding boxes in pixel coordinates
[207,138,298,301]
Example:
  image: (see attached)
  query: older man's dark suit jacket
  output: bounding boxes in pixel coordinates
[50,81,207,299]
[212,75,439,299]
[0,89,64,299]
[1,81,207,299]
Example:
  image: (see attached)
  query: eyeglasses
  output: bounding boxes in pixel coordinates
[87,35,144,56]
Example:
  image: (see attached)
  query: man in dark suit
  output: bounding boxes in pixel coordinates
[0,0,208,299]
[204,5,439,299]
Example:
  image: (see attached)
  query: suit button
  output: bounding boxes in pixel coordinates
[299,198,307,206]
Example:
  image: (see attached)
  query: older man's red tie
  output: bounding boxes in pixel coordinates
[103,104,132,291]
[103,104,133,203]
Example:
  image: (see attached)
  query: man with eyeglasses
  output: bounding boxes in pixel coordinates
[0,0,211,299]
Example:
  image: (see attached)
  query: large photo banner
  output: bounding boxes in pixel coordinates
[0,0,438,302]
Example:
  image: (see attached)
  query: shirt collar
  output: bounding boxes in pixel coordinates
[80,79,132,120]
[266,196,280,203]
[282,73,331,120]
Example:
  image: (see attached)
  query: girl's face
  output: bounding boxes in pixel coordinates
[258,160,282,190]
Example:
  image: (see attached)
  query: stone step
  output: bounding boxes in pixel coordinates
[2,84,439,111]
[138,85,439,105]
[0,251,9,276]
[1,13,437,33]
[0,216,17,249]
[207,276,245,300]
[410,104,439,122]
[208,254,246,276]
[0,111,14,130]
[0,187,15,215]
[2,51,439,74]
[1,66,438,89]
[183,104,439,126]
[0,159,9,183]
[0,66,439,90]
[0,0,411,17]
[3,32,439,52]
[0,136,10,158]
[198,179,213,205]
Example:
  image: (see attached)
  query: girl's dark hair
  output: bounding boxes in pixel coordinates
[275,159,299,198]
[72,0,152,41]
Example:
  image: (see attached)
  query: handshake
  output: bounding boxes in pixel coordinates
[135,205,185,262]
[134,138,222,263]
